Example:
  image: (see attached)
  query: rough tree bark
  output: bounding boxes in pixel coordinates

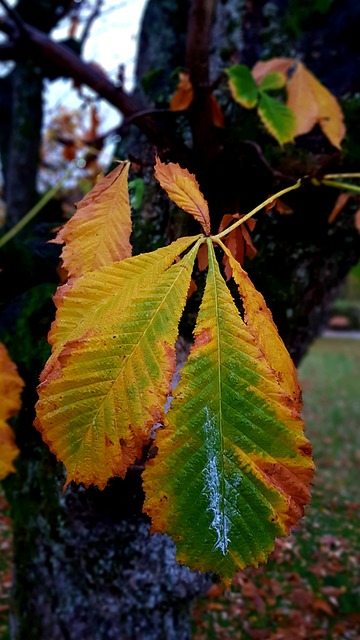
[1,1,360,639]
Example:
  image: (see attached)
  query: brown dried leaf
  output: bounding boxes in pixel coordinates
[328,193,352,224]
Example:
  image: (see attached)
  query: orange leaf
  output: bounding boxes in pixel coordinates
[0,343,24,480]
[210,95,224,127]
[187,277,198,300]
[0,421,19,480]
[286,64,319,136]
[83,104,101,142]
[328,193,351,224]
[0,344,24,421]
[62,144,76,162]
[53,161,132,280]
[154,157,211,234]
[355,208,360,232]
[252,58,294,85]
[219,214,257,279]
[274,199,294,215]
[170,72,194,111]
[196,242,208,271]
[312,599,334,616]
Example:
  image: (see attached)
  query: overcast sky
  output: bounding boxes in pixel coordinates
[47,0,148,130]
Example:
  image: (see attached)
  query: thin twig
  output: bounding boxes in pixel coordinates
[323,173,360,180]
[0,0,26,33]
[0,166,72,248]
[317,178,360,195]
[79,0,104,47]
[212,180,302,241]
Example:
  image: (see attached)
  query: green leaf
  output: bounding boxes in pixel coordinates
[143,240,313,584]
[258,91,296,144]
[226,65,259,109]
[259,71,286,92]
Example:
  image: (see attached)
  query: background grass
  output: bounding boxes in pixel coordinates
[193,337,360,640]
[1,338,360,639]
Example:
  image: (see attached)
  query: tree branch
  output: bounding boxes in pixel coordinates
[0,0,26,34]
[0,16,189,158]
[185,0,219,190]
[186,0,218,87]
[79,0,103,47]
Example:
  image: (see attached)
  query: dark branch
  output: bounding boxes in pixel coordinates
[79,0,103,47]
[185,0,219,182]
[0,41,16,59]
[0,0,26,34]
[186,0,218,86]
[0,16,189,159]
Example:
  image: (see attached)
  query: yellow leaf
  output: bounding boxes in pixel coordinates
[0,343,24,479]
[0,420,19,479]
[53,161,132,280]
[305,69,345,149]
[154,157,211,235]
[35,240,200,489]
[44,236,200,375]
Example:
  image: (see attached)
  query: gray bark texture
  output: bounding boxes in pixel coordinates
[1,1,360,639]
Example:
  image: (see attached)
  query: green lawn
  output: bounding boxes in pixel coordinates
[193,338,360,640]
[1,338,360,639]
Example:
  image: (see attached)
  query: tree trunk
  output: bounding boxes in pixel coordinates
[134,0,360,364]
[4,62,43,227]
[1,286,210,640]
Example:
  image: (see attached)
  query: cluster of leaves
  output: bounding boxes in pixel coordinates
[0,344,23,480]
[171,57,345,148]
[31,158,313,583]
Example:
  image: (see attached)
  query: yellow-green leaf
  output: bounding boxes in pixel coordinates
[258,71,286,92]
[0,343,24,479]
[154,157,211,235]
[258,92,296,144]
[226,64,259,109]
[35,240,200,489]
[221,242,301,409]
[143,240,313,584]
[46,236,200,365]
[53,161,132,280]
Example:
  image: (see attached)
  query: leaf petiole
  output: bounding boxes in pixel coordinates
[315,178,360,195]
[0,165,72,248]
[211,179,302,241]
